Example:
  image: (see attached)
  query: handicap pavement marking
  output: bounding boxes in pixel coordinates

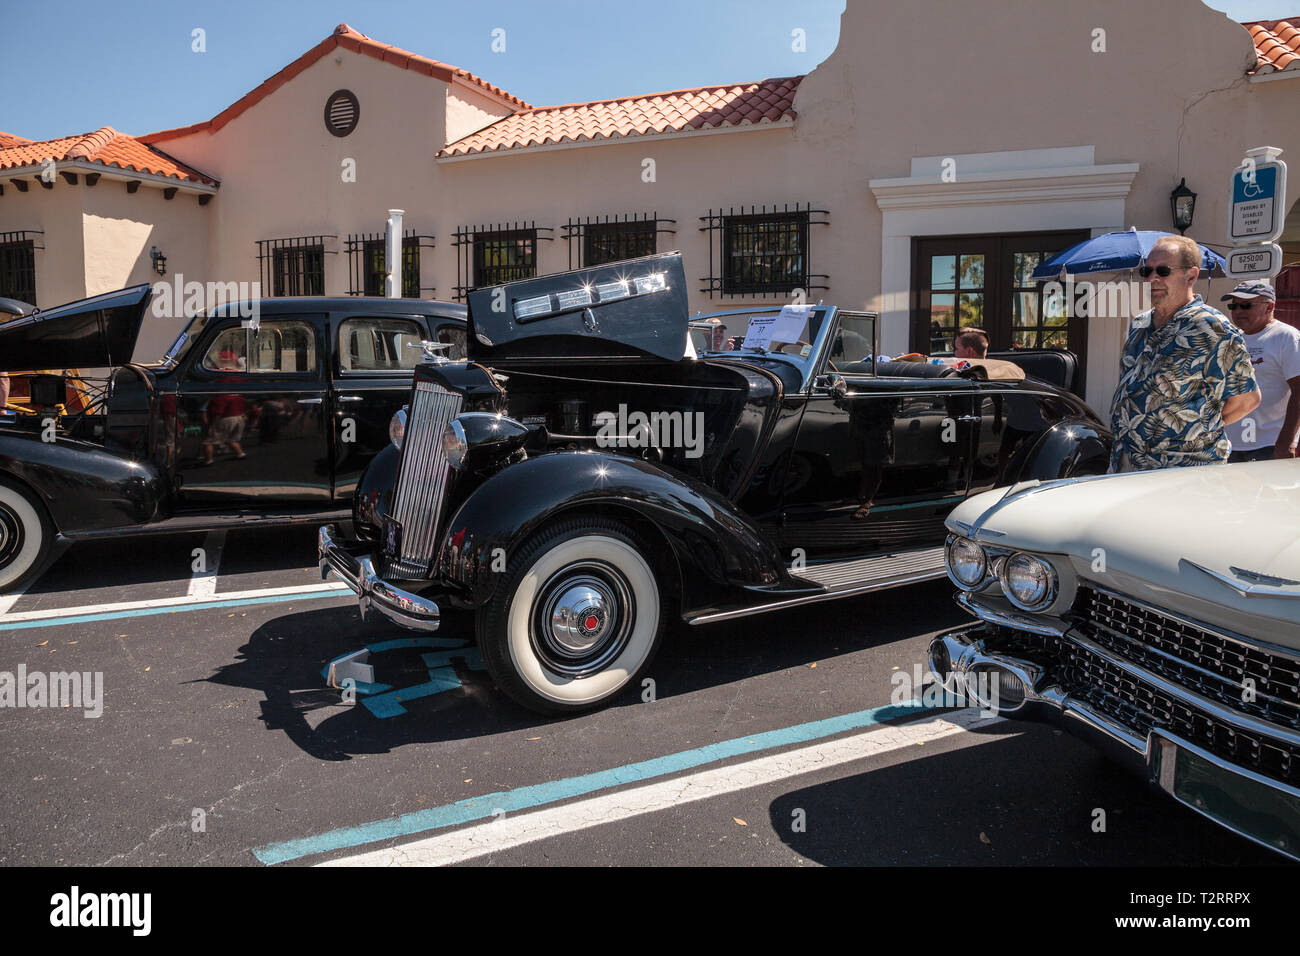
[320,635,487,718]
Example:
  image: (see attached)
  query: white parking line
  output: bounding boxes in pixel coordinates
[0,582,351,623]
[187,530,226,600]
[318,708,1005,867]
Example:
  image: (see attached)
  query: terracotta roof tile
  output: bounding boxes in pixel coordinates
[439,76,802,157]
[0,127,217,186]
[0,131,30,148]
[141,23,529,143]
[1243,19,1300,73]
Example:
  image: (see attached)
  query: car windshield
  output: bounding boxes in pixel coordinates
[695,305,833,373]
[156,313,211,367]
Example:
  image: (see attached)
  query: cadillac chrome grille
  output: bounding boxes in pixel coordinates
[1076,586,1300,732]
[1047,633,1300,788]
[387,380,462,578]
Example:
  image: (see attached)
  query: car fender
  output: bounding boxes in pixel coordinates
[1017,419,1112,480]
[0,432,166,534]
[434,450,792,617]
[353,442,400,541]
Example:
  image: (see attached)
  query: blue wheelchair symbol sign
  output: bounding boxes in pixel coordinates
[1234,165,1277,203]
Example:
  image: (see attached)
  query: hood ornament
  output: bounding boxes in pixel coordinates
[1186,560,1300,597]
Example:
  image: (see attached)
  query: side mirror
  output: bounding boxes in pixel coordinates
[814,373,848,401]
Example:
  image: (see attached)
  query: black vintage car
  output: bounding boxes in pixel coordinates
[0,287,466,590]
[319,252,1113,715]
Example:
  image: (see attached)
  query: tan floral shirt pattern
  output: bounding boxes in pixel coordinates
[1109,296,1256,471]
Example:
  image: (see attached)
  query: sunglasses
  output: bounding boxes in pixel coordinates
[1225,301,1257,310]
[1137,265,1190,278]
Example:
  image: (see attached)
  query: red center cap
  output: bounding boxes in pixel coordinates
[584,615,600,631]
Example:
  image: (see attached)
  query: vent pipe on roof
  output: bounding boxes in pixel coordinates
[385,208,404,298]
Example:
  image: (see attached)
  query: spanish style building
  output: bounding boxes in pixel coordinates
[2,2,1298,411]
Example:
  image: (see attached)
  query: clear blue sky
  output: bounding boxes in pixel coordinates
[0,0,1293,141]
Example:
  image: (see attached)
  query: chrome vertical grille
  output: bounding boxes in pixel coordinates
[387,380,462,578]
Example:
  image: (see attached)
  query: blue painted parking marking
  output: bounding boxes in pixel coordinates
[0,591,349,631]
[252,700,945,865]
[361,670,465,718]
[320,636,486,717]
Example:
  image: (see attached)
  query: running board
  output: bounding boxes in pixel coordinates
[66,508,352,540]
[687,545,948,626]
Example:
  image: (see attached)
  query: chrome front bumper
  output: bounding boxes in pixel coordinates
[930,620,1300,861]
[317,524,440,632]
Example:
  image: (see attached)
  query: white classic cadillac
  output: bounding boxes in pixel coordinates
[932,459,1300,860]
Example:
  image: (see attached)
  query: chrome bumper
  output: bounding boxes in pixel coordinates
[317,524,440,632]
[930,621,1300,861]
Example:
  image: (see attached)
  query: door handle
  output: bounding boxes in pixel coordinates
[337,395,364,403]
[297,398,323,405]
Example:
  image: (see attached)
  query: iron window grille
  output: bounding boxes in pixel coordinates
[256,235,336,297]
[699,204,828,298]
[0,230,42,306]
[452,222,553,301]
[561,214,677,269]
[345,231,435,297]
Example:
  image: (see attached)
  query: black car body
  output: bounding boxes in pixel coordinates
[319,252,1113,715]
[0,286,465,590]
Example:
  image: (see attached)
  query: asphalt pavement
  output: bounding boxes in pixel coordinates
[0,527,1287,867]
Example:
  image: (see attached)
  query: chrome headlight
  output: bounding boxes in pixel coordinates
[945,536,987,589]
[442,419,468,469]
[1000,553,1058,611]
[389,407,407,449]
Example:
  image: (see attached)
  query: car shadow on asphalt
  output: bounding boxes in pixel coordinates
[768,725,1290,866]
[201,577,969,760]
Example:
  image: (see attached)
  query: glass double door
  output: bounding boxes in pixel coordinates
[912,231,1089,384]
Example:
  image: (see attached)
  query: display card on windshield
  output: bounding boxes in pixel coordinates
[741,304,811,350]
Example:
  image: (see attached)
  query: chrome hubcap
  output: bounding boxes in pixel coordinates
[532,562,635,677]
[0,502,22,570]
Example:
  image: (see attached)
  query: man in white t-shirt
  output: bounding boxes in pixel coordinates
[1222,279,1300,462]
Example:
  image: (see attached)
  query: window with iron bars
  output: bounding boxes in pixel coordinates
[562,214,677,269]
[0,231,41,306]
[699,204,829,298]
[452,222,554,301]
[345,231,435,297]
[256,236,335,297]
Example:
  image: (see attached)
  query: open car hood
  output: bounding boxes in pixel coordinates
[0,284,153,371]
[467,252,689,363]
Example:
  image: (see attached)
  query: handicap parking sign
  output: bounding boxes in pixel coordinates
[1229,158,1286,244]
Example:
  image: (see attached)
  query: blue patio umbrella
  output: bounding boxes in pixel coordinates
[1030,228,1226,280]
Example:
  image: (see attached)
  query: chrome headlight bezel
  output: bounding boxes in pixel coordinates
[999,552,1059,612]
[389,407,407,449]
[945,535,988,590]
[442,418,468,470]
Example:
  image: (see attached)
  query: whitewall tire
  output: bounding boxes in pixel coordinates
[0,480,53,593]
[478,519,667,715]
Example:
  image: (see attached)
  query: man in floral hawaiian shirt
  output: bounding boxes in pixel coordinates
[1109,235,1259,472]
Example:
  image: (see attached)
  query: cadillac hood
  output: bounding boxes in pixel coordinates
[467,252,689,363]
[949,459,1300,645]
[0,284,153,371]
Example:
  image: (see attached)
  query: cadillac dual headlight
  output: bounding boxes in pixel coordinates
[945,536,987,589]
[1000,553,1058,611]
[442,419,468,469]
[389,407,406,449]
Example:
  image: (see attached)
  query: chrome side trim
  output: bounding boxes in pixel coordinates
[687,564,947,626]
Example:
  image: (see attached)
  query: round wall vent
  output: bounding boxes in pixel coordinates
[324,89,360,137]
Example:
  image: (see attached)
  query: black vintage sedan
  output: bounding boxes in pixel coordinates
[0,288,465,590]
[320,252,1111,714]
